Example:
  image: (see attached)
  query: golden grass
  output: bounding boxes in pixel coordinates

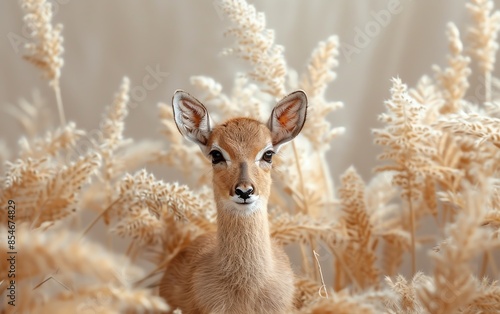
[1,0,500,312]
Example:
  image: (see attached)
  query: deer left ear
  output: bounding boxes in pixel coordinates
[267,90,307,151]
[172,90,213,151]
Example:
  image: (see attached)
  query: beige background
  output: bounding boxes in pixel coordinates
[1,0,499,183]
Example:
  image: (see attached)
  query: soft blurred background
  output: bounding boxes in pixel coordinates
[3,0,499,183]
[2,3,500,308]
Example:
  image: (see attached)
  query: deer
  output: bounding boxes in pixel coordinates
[159,89,308,313]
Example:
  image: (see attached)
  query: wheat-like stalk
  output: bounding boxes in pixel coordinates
[373,77,441,275]
[20,0,66,126]
[466,0,500,102]
[270,212,345,247]
[433,22,471,114]
[299,35,345,152]
[339,166,380,290]
[0,224,138,285]
[418,182,499,313]
[0,153,100,227]
[218,0,287,98]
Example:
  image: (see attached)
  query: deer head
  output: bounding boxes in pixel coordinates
[172,90,307,215]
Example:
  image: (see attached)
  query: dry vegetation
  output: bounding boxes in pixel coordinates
[1,0,500,313]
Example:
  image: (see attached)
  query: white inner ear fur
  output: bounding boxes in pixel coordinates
[268,91,307,150]
[172,91,214,153]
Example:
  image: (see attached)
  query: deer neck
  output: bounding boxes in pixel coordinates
[215,200,274,282]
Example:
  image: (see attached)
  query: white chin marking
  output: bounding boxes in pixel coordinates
[224,196,261,215]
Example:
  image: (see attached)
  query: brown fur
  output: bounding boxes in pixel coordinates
[159,118,295,313]
[209,118,273,201]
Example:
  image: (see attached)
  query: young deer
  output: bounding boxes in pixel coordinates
[159,90,307,313]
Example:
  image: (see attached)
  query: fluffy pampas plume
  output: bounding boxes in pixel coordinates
[20,0,65,126]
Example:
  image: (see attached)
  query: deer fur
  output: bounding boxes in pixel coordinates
[159,90,308,313]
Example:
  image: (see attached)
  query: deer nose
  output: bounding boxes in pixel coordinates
[235,184,254,200]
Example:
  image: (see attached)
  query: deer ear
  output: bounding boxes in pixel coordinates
[172,90,212,150]
[268,90,307,151]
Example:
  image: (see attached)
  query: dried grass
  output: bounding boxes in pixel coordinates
[2,0,500,312]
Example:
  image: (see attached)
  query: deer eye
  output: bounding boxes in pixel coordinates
[262,150,274,163]
[209,150,225,164]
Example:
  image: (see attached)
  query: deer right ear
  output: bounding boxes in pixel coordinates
[268,90,307,151]
[172,90,212,150]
